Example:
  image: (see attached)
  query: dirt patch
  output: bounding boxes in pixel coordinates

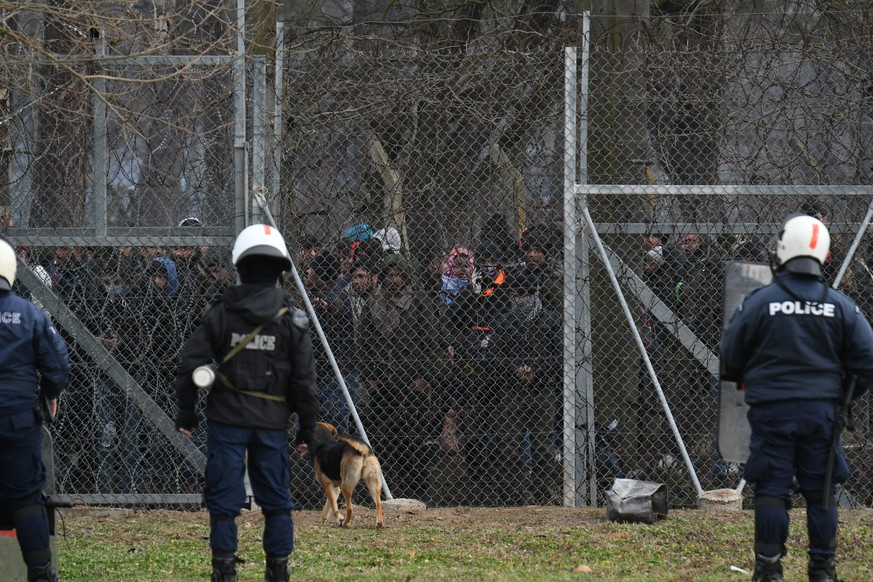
[240,503,744,530]
[380,504,605,528]
[66,503,752,530]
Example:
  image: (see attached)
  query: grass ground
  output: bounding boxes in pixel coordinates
[55,505,873,581]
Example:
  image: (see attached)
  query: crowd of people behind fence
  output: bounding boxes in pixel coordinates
[6,214,570,505]
[293,215,566,506]
[9,202,871,506]
[11,219,238,495]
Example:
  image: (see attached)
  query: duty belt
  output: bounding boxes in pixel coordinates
[217,374,286,402]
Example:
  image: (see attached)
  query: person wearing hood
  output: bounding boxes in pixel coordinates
[92,252,143,495]
[175,224,318,582]
[518,225,563,314]
[136,257,182,384]
[374,226,402,254]
[199,249,236,311]
[438,247,475,306]
[479,213,518,266]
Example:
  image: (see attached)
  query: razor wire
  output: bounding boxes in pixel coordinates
[0,4,871,512]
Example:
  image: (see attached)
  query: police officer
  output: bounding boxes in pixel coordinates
[0,238,71,582]
[720,215,873,582]
[175,224,318,582]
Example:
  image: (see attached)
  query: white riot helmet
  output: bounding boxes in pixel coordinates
[0,238,17,291]
[231,224,292,271]
[774,214,830,276]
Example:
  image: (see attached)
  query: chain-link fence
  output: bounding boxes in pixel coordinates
[2,4,873,511]
[576,187,873,510]
[3,11,240,505]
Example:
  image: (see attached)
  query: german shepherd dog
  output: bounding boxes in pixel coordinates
[308,421,384,528]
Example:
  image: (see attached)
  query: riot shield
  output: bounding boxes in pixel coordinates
[718,261,772,463]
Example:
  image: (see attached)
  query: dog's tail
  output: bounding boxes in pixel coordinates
[362,453,385,527]
[361,453,382,484]
[338,435,375,456]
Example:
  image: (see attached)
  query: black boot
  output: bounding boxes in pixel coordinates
[27,563,58,582]
[265,556,289,582]
[752,553,784,582]
[211,554,239,582]
[808,557,839,582]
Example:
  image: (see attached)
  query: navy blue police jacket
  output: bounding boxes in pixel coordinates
[174,284,318,432]
[0,289,71,414]
[720,271,873,405]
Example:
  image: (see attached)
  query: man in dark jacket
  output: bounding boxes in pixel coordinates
[50,246,102,491]
[93,252,142,494]
[491,270,562,505]
[0,238,71,582]
[175,224,318,582]
[518,224,563,314]
[721,215,873,582]
[136,255,186,491]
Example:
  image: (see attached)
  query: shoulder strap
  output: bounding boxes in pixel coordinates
[221,306,289,364]
[213,306,290,402]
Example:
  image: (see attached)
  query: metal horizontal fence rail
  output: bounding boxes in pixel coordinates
[579,185,873,197]
[5,233,235,248]
[1,56,235,67]
[591,223,873,235]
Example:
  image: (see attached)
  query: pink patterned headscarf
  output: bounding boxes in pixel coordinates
[439,247,475,305]
[443,247,475,278]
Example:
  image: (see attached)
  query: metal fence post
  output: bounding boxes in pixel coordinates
[91,31,107,237]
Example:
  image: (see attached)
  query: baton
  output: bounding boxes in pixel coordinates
[822,375,856,511]
[37,390,54,426]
